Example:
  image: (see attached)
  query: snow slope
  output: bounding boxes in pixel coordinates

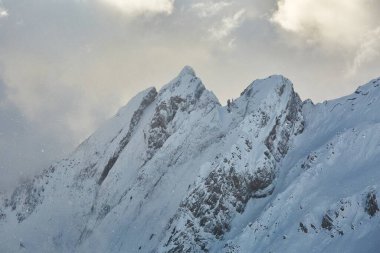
[0,67,379,253]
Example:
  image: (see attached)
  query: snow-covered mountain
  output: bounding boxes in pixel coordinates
[1,66,379,253]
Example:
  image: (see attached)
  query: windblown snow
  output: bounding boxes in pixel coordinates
[1,66,379,253]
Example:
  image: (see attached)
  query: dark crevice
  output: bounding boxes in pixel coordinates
[98,155,119,185]
[97,88,157,185]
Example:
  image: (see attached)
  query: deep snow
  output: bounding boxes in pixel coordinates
[0,67,379,253]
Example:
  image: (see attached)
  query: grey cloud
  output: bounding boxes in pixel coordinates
[0,0,379,191]
[0,78,72,191]
[271,0,380,75]
[349,27,380,76]
[191,1,232,17]
[0,78,6,100]
[208,9,246,46]
[0,0,7,18]
[97,0,174,16]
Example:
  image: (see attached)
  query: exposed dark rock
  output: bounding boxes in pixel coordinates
[265,90,304,162]
[299,222,308,233]
[277,83,286,96]
[301,153,317,170]
[97,204,111,220]
[98,88,157,185]
[146,96,186,158]
[164,160,276,252]
[259,110,270,127]
[365,192,379,217]
[321,214,334,231]
[0,211,6,220]
[9,180,44,223]
[98,156,119,185]
[75,163,97,183]
[164,87,304,252]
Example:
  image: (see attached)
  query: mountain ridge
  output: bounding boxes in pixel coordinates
[0,66,379,253]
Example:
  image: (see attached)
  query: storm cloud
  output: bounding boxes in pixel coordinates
[0,0,379,191]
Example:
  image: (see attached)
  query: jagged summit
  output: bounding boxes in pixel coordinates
[115,87,157,117]
[241,75,293,97]
[159,67,298,112]
[178,65,196,77]
[354,76,380,94]
[1,68,380,253]
[156,66,208,105]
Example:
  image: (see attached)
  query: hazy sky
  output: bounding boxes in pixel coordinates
[0,0,379,191]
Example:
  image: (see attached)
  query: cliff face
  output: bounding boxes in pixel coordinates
[0,67,379,253]
[161,76,304,252]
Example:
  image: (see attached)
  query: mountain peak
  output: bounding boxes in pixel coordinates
[178,65,196,77]
[230,74,298,117]
[241,75,293,98]
[2,67,380,253]
[158,66,205,102]
[354,76,380,95]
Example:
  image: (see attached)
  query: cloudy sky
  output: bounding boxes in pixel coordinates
[0,0,379,191]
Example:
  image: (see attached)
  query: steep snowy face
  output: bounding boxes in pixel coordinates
[144,65,217,160]
[0,86,161,252]
[159,75,304,252]
[77,66,222,252]
[0,68,379,253]
[222,77,380,253]
[0,66,221,252]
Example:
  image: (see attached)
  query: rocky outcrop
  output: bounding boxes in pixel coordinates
[146,96,186,159]
[2,166,54,223]
[365,192,379,217]
[98,87,157,184]
[161,78,305,252]
[1,68,379,253]
[144,68,208,160]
